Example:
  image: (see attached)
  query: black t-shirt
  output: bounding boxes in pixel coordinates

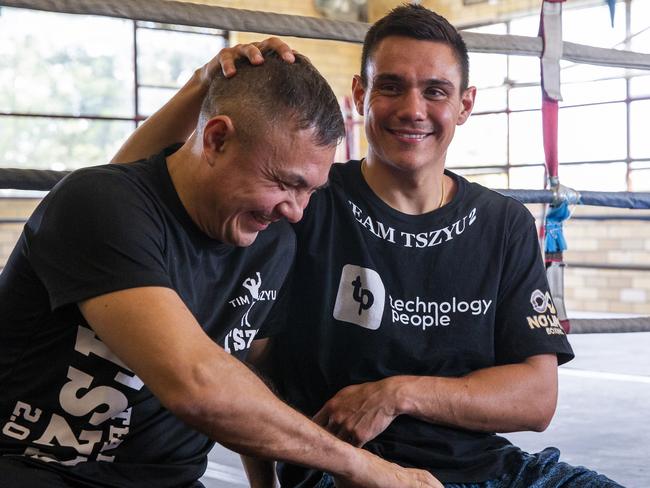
[0,148,294,487]
[262,160,574,485]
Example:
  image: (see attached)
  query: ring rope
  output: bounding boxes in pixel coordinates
[1,0,650,70]
[0,168,70,191]
[496,189,650,209]
[570,215,650,222]
[569,317,650,334]
[1,168,650,210]
[1,172,649,334]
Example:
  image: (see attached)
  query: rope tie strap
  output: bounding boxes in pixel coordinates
[539,0,570,333]
[545,201,570,255]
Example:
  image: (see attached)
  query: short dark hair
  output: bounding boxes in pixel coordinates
[199,51,344,148]
[361,4,469,92]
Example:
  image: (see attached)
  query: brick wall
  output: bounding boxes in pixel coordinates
[523,204,650,315]
[561,206,650,315]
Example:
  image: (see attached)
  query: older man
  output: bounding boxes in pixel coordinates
[0,52,438,488]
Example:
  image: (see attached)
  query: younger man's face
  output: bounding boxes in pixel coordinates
[353,36,475,173]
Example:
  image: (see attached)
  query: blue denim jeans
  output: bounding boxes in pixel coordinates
[314,448,623,488]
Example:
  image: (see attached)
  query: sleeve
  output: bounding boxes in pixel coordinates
[494,206,574,366]
[26,169,172,310]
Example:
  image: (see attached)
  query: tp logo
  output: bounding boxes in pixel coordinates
[351,276,374,315]
[333,265,385,330]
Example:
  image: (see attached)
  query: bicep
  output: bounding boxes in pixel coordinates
[522,353,558,391]
[520,353,559,428]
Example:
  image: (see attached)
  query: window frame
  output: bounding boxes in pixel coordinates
[0,9,228,170]
[453,0,649,190]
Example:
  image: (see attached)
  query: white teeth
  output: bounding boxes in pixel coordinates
[394,131,428,140]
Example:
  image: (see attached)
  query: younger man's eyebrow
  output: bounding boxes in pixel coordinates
[374,73,455,90]
[373,73,404,83]
[425,78,454,88]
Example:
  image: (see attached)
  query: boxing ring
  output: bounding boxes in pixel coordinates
[2,0,650,334]
[0,2,649,485]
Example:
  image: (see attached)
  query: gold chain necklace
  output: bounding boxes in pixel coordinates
[438,174,446,209]
[361,158,446,209]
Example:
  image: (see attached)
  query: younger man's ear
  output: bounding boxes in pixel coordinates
[351,75,366,116]
[456,86,477,126]
[202,115,235,162]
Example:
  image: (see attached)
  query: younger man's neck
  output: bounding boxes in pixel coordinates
[361,156,455,215]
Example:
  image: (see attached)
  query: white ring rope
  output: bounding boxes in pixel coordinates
[1,0,649,71]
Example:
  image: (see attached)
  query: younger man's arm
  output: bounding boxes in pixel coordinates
[111,38,294,164]
[241,337,278,488]
[313,354,558,448]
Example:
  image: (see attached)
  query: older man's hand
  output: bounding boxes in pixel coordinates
[336,448,443,488]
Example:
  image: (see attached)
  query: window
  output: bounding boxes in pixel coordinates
[447,113,508,167]
[0,7,227,171]
[453,0,649,191]
[630,161,650,191]
[630,100,650,159]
